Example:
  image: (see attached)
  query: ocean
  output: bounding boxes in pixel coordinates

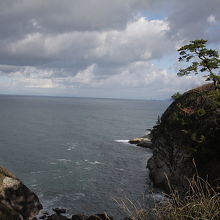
[0,95,170,218]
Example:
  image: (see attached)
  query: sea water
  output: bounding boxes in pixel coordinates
[0,95,169,218]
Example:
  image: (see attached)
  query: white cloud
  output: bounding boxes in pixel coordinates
[207,15,217,24]
[0,60,206,99]
[5,17,172,68]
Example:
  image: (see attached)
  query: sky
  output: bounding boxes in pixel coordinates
[0,0,220,99]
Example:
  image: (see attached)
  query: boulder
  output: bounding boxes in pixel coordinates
[87,213,113,220]
[46,214,70,220]
[53,208,67,215]
[0,166,43,219]
[71,214,88,220]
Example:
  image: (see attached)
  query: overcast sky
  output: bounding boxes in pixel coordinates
[0,0,220,99]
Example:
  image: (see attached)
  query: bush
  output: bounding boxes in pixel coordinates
[171,92,182,100]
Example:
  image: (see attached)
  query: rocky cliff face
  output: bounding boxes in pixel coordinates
[147,84,220,192]
[0,166,42,219]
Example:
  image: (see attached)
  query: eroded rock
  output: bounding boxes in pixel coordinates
[0,166,43,219]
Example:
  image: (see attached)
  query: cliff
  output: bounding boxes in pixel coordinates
[147,83,220,192]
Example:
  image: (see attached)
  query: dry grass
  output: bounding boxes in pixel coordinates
[115,175,220,220]
[114,195,151,220]
[156,175,220,220]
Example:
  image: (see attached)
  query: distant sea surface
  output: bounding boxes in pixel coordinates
[0,95,170,218]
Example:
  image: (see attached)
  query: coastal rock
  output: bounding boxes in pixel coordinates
[87,213,113,220]
[0,166,43,219]
[129,136,152,148]
[45,213,113,220]
[46,214,70,220]
[148,84,220,192]
[71,214,88,220]
[53,208,67,215]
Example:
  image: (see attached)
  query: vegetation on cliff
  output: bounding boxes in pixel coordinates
[148,40,220,192]
[124,40,220,220]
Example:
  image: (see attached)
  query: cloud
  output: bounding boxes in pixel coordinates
[207,15,217,24]
[167,0,220,43]
[0,61,206,99]
[0,0,154,39]
[1,17,172,67]
[0,0,219,99]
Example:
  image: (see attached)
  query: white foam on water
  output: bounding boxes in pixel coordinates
[115,168,125,171]
[74,193,85,197]
[114,140,129,144]
[30,171,43,174]
[64,142,78,151]
[31,184,38,189]
[66,146,76,151]
[57,159,72,163]
[87,161,104,165]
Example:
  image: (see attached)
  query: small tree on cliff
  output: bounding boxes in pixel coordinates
[177,39,220,86]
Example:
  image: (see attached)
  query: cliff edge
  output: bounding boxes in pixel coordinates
[147,83,220,192]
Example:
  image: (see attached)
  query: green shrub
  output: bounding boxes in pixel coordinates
[171,92,182,100]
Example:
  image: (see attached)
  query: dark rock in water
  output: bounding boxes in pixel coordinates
[95,213,113,220]
[148,84,220,193]
[40,214,48,219]
[87,216,102,220]
[0,166,43,219]
[87,213,113,220]
[46,213,70,220]
[43,211,50,216]
[72,214,88,220]
[137,140,152,148]
[53,208,67,215]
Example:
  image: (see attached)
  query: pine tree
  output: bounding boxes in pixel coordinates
[177,39,220,86]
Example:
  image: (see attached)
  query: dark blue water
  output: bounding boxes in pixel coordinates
[0,95,169,218]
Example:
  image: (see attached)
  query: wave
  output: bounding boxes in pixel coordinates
[57,159,72,163]
[114,140,129,143]
[87,160,103,165]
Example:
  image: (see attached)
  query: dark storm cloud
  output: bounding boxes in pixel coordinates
[0,0,152,39]
[167,0,220,42]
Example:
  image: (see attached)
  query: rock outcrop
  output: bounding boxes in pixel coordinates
[147,84,220,192]
[129,136,152,148]
[41,211,113,220]
[0,166,42,219]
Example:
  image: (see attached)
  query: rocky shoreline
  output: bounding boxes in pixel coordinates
[0,166,118,220]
